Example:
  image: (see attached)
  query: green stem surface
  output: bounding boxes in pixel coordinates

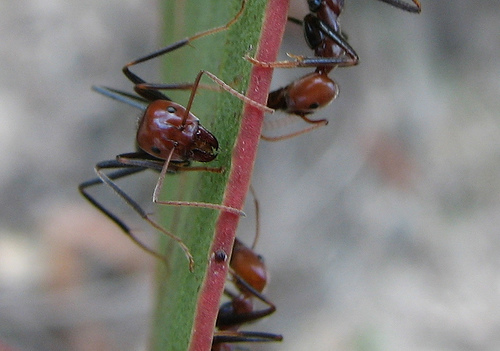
[150,1,289,350]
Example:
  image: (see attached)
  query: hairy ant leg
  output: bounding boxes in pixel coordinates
[212,330,283,351]
[261,119,328,141]
[122,0,248,100]
[79,157,194,268]
[245,0,358,138]
[252,0,420,140]
[244,3,359,70]
[375,0,421,13]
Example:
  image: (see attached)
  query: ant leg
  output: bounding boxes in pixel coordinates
[245,52,354,69]
[92,85,228,120]
[375,0,421,13]
[122,0,247,101]
[110,152,244,218]
[133,81,221,94]
[110,152,243,216]
[184,70,274,117]
[150,147,246,217]
[245,15,359,69]
[84,157,195,271]
[114,151,223,174]
[166,164,223,174]
[230,269,276,316]
[287,16,303,26]
[297,112,331,125]
[79,162,171,265]
[305,14,359,66]
[261,119,328,141]
[213,330,283,344]
[259,103,328,141]
[219,260,276,326]
[92,86,148,111]
[248,185,260,250]
[137,69,274,123]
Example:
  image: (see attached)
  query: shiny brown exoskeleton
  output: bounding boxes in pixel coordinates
[212,239,282,350]
[136,99,219,163]
[247,0,359,140]
[79,0,270,271]
[217,239,272,329]
[212,191,282,349]
[266,72,339,124]
[250,0,421,140]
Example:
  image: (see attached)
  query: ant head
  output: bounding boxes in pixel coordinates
[285,72,338,116]
[136,100,218,163]
[231,239,267,295]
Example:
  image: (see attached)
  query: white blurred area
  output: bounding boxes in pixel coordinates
[1,0,500,350]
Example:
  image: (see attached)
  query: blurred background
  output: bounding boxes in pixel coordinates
[1,0,500,350]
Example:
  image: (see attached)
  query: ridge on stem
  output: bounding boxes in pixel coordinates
[149,0,290,350]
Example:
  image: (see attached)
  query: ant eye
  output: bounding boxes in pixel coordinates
[151,146,161,155]
[309,102,320,109]
[167,106,176,113]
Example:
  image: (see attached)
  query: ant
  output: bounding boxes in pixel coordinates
[247,0,359,141]
[79,0,271,272]
[249,0,421,141]
[213,189,282,350]
[212,239,283,350]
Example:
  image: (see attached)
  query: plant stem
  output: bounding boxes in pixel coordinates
[150,0,289,350]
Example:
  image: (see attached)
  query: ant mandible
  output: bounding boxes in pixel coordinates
[79,0,271,272]
[249,0,421,140]
[212,189,282,350]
